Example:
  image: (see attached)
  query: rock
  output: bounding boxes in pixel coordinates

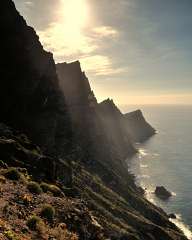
[57,61,97,107]
[155,186,172,200]
[124,110,156,142]
[169,213,177,219]
[96,99,136,159]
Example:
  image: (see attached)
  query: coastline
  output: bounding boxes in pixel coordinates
[128,146,192,240]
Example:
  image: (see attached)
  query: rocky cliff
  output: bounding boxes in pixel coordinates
[0,1,188,239]
[56,62,138,197]
[0,0,71,157]
[124,110,156,142]
[96,98,136,159]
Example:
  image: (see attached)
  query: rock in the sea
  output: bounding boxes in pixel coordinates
[155,186,172,200]
[169,213,177,219]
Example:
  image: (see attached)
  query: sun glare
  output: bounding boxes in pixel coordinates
[61,0,88,29]
[38,0,93,59]
[59,0,89,44]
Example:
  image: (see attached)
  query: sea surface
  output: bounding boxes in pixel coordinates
[122,105,192,239]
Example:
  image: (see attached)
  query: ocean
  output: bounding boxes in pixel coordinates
[122,105,192,239]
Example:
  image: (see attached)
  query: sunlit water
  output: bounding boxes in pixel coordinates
[123,105,192,239]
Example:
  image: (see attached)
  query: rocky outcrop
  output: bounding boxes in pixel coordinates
[155,186,172,200]
[0,123,72,185]
[96,98,136,159]
[124,110,156,142]
[57,61,97,107]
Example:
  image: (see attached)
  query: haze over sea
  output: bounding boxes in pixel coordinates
[122,105,192,239]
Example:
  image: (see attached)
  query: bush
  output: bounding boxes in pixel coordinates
[49,185,63,197]
[27,215,41,231]
[27,181,42,194]
[0,160,8,168]
[40,182,50,193]
[40,182,64,197]
[4,168,21,180]
[40,204,55,221]
[4,230,18,240]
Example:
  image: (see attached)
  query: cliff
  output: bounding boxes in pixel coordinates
[0,0,71,157]
[0,1,188,239]
[124,110,156,142]
[57,62,138,198]
[96,98,136,159]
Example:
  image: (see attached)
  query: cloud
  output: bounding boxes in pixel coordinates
[91,26,119,38]
[38,18,121,76]
[38,22,97,59]
[80,55,126,76]
[24,1,34,7]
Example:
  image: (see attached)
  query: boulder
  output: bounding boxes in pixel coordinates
[155,186,172,200]
[169,213,177,219]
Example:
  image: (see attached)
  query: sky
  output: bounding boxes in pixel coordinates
[14,0,192,106]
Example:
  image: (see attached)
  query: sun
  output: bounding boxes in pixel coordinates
[38,0,94,61]
[51,0,90,57]
[61,0,88,29]
[60,0,89,41]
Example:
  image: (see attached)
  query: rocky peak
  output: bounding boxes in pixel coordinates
[124,109,156,142]
[57,61,97,107]
[98,98,122,116]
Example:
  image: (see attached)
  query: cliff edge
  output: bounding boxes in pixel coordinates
[124,110,156,142]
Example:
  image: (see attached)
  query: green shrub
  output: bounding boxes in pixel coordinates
[27,181,42,194]
[49,185,63,197]
[40,182,63,197]
[4,168,21,180]
[0,160,8,168]
[27,215,41,231]
[4,230,18,240]
[40,182,50,193]
[40,204,55,221]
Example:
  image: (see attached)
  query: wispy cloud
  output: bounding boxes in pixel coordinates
[24,1,34,7]
[80,55,126,76]
[91,26,119,38]
[38,21,121,76]
[38,22,97,59]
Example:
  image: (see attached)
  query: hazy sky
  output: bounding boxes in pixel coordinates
[14,0,192,105]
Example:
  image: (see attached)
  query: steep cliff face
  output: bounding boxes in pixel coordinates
[57,61,97,107]
[56,62,137,195]
[96,98,136,159]
[0,0,71,156]
[124,110,156,142]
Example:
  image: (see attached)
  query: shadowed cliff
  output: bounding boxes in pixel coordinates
[125,110,156,142]
[0,0,72,157]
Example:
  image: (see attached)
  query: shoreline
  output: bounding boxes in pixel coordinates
[128,147,192,240]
